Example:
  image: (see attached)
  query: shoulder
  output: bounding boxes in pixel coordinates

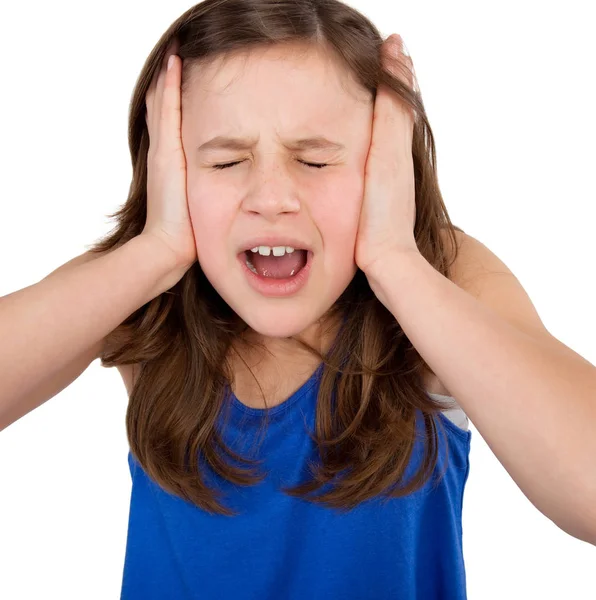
[438,227,480,289]
[426,227,553,402]
[438,227,552,344]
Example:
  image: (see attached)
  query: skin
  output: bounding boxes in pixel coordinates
[180,41,374,386]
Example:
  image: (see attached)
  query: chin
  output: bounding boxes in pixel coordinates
[232,302,324,340]
[200,254,357,340]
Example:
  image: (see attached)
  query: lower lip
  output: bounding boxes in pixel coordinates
[238,250,313,297]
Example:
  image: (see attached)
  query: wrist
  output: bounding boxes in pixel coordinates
[134,234,193,296]
[365,248,422,283]
[364,249,426,309]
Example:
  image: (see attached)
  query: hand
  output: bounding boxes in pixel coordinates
[143,38,197,274]
[355,34,419,276]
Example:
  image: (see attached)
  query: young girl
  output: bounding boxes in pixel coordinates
[2,0,594,598]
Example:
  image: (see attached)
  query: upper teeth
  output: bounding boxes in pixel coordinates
[251,246,295,256]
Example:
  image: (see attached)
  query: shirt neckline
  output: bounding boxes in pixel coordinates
[227,362,324,418]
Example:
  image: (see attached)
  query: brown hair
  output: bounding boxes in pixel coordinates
[88,0,465,516]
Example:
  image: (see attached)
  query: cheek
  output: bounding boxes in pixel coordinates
[312,174,363,245]
[186,184,234,259]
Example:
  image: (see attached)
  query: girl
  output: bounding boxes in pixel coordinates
[1,0,594,598]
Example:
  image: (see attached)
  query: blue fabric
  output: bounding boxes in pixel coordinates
[120,365,472,599]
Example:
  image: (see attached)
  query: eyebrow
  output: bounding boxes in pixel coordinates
[197,135,345,153]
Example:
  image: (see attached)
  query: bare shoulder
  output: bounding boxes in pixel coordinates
[438,227,471,284]
[439,227,551,340]
[438,227,505,295]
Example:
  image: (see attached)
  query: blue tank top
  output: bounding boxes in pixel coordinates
[120,364,472,599]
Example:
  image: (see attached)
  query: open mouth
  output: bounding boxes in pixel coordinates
[243,247,308,279]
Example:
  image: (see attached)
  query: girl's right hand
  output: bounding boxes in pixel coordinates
[143,38,198,275]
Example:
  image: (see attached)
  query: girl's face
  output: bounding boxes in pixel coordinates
[181,42,373,343]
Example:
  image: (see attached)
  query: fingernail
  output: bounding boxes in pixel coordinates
[387,34,401,54]
[167,55,175,71]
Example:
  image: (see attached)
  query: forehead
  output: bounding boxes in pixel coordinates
[182,43,371,130]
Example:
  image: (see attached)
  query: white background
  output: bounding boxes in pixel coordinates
[1,0,595,598]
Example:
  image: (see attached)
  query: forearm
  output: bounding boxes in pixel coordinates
[366,250,596,544]
[0,234,180,426]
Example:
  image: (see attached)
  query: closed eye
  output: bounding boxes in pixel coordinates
[212,160,328,171]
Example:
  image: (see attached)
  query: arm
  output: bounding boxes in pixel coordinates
[0,234,184,431]
[366,245,596,546]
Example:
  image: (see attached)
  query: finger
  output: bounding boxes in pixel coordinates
[146,66,164,149]
[146,40,181,156]
[153,67,169,146]
[145,70,156,131]
[380,34,416,122]
[158,53,183,154]
[150,45,178,141]
[372,35,415,158]
[381,34,413,89]
[146,78,156,134]
[371,91,413,160]
[165,37,180,58]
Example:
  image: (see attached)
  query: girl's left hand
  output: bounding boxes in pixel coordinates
[355,34,419,276]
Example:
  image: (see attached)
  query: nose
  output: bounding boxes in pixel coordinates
[240,159,301,221]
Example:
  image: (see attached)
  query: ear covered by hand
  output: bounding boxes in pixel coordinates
[355,34,420,277]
